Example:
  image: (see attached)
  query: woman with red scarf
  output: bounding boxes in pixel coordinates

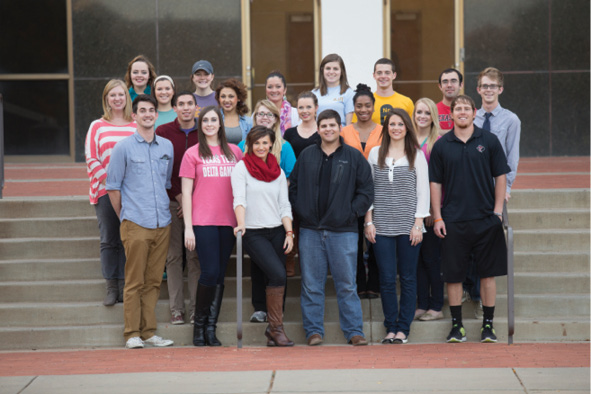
[231,126,295,346]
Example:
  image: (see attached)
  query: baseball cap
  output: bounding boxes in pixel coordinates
[192,60,214,75]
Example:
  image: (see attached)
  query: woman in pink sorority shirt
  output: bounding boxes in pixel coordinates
[84,79,135,307]
[180,106,243,347]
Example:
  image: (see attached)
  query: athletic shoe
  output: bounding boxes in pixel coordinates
[171,311,184,325]
[480,324,497,343]
[250,311,267,323]
[474,300,484,319]
[461,289,471,303]
[144,335,174,347]
[125,336,144,349]
[446,324,467,343]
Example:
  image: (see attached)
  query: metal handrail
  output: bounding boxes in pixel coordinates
[236,231,243,348]
[0,93,4,199]
[503,201,515,344]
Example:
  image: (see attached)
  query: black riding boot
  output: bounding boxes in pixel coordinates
[205,284,224,346]
[193,283,216,346]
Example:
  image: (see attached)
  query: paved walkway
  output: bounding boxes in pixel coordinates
[2,157,589,197]
[0,344,589,393]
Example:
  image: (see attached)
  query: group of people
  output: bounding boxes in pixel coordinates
[85,53,520,349]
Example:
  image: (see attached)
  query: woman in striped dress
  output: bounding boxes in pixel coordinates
[364,108,430,344]
[85,79,135,306]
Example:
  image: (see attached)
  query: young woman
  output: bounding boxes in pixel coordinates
[364,109,430,344]
[231,126,295,347]
[265,70,300,135]
[124,55,157,102]
[282,91,320,277]
[190,59,218,117]
[180,106,243,347]
[283,91,321,158]
[152,75,177,129]
[312,54,355,126]
[412,98,444,322]
[340,83,382,299]
[85,79,136,306]
[239,99,296,322]
[215,78,252,144]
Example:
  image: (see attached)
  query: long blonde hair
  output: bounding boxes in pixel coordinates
[102,79,132,122]
[252,99,283,164]
[412,97,441,154]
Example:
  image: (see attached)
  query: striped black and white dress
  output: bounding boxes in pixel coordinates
[367,147,430,236]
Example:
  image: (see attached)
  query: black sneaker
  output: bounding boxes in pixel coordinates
[480,324,497,343]
[446,324,467,343]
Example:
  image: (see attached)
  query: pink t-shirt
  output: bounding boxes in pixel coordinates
[437,101,453,131]
[179,144,243,226]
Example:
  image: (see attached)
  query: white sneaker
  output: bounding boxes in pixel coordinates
[125,337,144,349]
[144,335,174,347]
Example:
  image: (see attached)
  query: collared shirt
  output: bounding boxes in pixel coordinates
[475,104,521,193]
[106,131,174,229]
[429,126,510,223]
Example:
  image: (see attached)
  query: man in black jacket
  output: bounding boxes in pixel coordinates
[289,110,373,346]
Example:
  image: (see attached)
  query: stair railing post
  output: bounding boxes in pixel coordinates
[0,93,4,199]
[503,201,515,344]
[236,230,243,348]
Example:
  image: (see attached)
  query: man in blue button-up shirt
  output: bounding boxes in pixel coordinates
[107,95,175,349]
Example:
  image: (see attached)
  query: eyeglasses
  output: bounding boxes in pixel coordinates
[479,84,500,90]
[256,112,275,119]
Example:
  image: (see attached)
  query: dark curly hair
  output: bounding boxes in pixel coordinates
[215,78,250,116]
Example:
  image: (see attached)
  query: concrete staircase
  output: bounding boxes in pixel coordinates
[0,189,589,349]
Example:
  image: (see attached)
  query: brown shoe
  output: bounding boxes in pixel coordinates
[349,335,368,346]
[307,334,323,346]
[264,286,294,347]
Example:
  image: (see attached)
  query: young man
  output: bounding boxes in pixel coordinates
[429,95,510,344]
[289,110,373,346]
[436,68,463,133]
[107,95,175,349]
[475,67,521,201]
[355,58,414,124]
[155,91,201,325]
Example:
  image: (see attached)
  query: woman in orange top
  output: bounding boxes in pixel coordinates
[340,83,382,159]
[340,83,381,299]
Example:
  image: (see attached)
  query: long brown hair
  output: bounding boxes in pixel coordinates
[377,108,419,169]
[197,106,235,161]
[316,53,350,96]
[124,55,157,89]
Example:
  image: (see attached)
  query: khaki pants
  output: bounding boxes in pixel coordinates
[120,220,171,340]
[166,200,201,315]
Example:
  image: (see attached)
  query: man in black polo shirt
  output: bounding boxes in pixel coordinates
[429,95,510,343]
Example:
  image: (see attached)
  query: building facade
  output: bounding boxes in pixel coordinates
[0,0,588,161]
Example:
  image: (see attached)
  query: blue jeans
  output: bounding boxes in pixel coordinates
[299,228,363,341]
[94,194,126,280]
[373,234,421,337]
[194,226,235,286]
[417,226,444,311]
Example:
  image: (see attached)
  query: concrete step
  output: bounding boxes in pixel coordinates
[0,197,93,219]
[0,217,99,238]
[0,317,588,350]
[0,237,99,260]
[509,189,590,210]
[1,270,589,303]
[513,229,590,252]
[1,293,587,329]
[513,251,590,273]
[508,208,590,229]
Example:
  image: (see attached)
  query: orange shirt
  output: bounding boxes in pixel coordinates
[340,124,383,159]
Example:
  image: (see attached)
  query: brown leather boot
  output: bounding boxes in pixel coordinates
[265,286,294,347]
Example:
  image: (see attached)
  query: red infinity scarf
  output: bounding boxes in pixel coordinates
[243,152,281,182]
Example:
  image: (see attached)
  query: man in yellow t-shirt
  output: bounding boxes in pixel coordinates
[354,58,414,125]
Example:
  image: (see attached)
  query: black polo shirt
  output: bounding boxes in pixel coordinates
[429,126,510,223]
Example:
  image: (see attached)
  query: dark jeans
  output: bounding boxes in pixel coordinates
[416,226,444,311]
[194,225,235,287]
[356,217,380,293]
[463,258,481,302]
[373,234,421,336]
[94,194,126,280]
[244,226,287,289]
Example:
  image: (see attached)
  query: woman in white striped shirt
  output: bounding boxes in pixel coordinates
[364,108,430,344]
